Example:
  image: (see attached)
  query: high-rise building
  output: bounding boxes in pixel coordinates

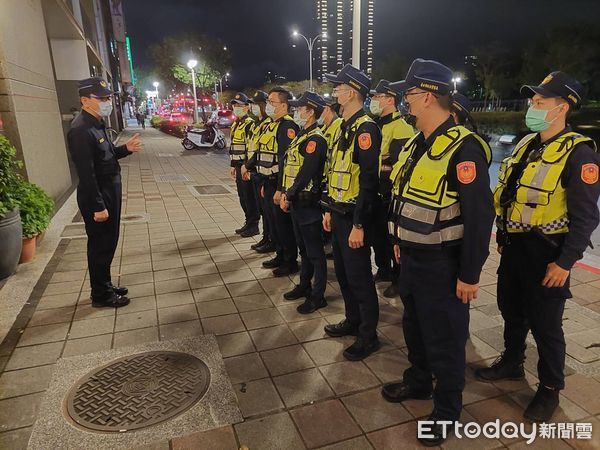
[315,0,374,80]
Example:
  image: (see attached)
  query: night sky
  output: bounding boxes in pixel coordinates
[123,0,600,90]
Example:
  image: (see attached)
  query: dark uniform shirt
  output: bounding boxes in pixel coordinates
[67,110,130,212]
[405,116,494,284]
[338,109,382,226]
[285,123,327,200]
[500,126,600,270]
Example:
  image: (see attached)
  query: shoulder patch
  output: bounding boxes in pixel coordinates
[306,140,317,154]
[457,161,477,184]
[581,163,599,184]
[358,133,372,150]
[287,128,296,139]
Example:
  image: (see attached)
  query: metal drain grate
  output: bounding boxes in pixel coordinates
[66,351,210,432]
[190,184,232,196]
[155,174,191,183]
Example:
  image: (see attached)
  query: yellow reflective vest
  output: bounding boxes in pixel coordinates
[247,116,271,161]
[389,125,491,245]
[327,114,375,203]
[256,115,294,176]
[494,131,597,234]
[380,111,415,168]
[282,126,325,192]
[322,117,343,178]
[229,116,255,162]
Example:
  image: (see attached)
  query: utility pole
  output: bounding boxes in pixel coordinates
[352,0,361,69]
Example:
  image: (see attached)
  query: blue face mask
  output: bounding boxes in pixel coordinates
[525,105,561,132]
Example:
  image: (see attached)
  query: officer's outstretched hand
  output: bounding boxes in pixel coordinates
[280,193,290,213]
[126,133,142,152]
[241,165,250,181]
[94,209,109,222]
[542,262,570,288]
[349,226,364,249]
[273,190,282,205]
[456,279,478,304]
[323,212,331,232]
[393,244,401,264]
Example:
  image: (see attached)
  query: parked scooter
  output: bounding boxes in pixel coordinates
[182,120,226,150]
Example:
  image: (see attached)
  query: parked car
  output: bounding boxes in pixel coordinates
[217,110,236,128]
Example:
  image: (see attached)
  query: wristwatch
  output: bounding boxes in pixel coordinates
[354,223,363,230]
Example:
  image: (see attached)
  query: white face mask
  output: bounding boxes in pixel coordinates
[369,99,383,116]
[98,101,113,117]
[233,106,247,118]
[265,103,276,118]
[251,104,261,116]
[294,110,308,128]
[317,116,325,126]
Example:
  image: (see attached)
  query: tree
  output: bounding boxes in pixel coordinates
[372,54,411,84]
[471,41,520,102]
[259,80,331,97]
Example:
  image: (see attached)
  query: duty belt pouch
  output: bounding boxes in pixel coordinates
[296,191,319,208]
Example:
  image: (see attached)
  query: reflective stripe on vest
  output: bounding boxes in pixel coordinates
[282,127,324,192]
[327,114,375,203]
[229,117,254,161]
[256,115,293,175]
[389,125,492,245]
[494,131,597,234]
[380,112,414,168]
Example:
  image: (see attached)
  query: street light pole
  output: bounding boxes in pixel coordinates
[352,0,361,69]
[452,76,462,93]
[293,31,326,92]
[187,59,199,123]
[152,81,159,111]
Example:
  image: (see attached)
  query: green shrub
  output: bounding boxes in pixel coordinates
[15,182,54,238]
[0,135,24,218]
[150,116,163,128]
[472,111,527,136]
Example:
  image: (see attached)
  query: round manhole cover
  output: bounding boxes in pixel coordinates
[65,352,210,432]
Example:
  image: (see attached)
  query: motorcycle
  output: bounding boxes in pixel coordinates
[182,121,226,150]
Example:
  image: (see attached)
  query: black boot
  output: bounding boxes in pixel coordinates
[297,296,327,314]
[524,385,560,422]
[240,224,260,237]
[343,336,380,361]
[255,241,276,254]
[474,353,525,382]
[235,222,249,234]
[284,284,311,300]
[373,270,392,283]
[273,262,299,277]
[92,293,130,308]
[381,381,433,403]
[251,237,269,250]
[417,416,454,447]
[382,283,399,298]
[111,285,128,296]
[262,256,283,269]
[324,319,359,337]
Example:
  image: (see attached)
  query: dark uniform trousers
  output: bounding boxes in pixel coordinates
[251,173,270,240]
[371,195,396,277]
[291,205,327,298]
[497,233,568,389]
[398,246,469,421]
[331,211,379,339]
[263,176,297,263]
[234,165,259,225]
[79,174,122,300]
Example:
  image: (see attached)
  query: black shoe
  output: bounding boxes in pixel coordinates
[324,319,359,338]
[92,294,130,308]
[382,283,399,298]
[251,237,269,250]
[381,381,433,403]
[240,225,259,238]
[417,416,453,447]
[273,262,299,277]
[373,271,392,283]
[235,222,249,234]
[524,385,560,422]
[110,285,128,296]
[474,353,525,382]
[297,296,327,314]
[255,242,276,254]
[343,336,380,361]
[262,256,283,269]
[284,284,311,300]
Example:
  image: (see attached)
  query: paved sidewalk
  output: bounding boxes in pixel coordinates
[0,125,599,449]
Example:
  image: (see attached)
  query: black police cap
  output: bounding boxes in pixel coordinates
[521,71,585,109]
[452,93,472,114]
[231,92,250,105]
[289,91,327,115]
[370,79,398,98]
[78,77,113,97]
[249,90,269,104]
[324,64,371,98]
[389,59,453,96]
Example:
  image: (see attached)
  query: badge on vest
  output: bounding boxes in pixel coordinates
[306,140,317,154]
[358,133,372,150]
[581,163,599,184]
[287,128,296,139]
[99,137,105,143]
[457,161,476,184]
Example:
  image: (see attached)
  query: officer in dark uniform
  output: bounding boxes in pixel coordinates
[281,91,329,314]
[67,77,142,308]
[243,87,299,276]
[229,92,259,237]
[382,60,495,446]
[369,80,415,298]
[321,64,382,361]
[475,72,600,423]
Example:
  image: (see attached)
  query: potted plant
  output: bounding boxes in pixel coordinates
[16,181,54,263]
[0,135,24,279]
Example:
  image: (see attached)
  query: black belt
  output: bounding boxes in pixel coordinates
[319,200,354,216]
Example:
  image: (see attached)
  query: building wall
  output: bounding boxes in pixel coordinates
[0,0,72,200]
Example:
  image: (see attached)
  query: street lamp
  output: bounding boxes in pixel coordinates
[187,59,198,123]
[452,76,462,93]
[292,30,327,92]
[216,72,230,106]
[152,81,159,110]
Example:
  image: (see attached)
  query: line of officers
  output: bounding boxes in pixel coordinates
[227,59,600,445]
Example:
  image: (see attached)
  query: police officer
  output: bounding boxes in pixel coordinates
[67,77,142,308]
[382,59,494,446]
[475,72,600,423]
[280,91,329,314]
[243,87,299,276]
[229,93,260,237]
[246,91,275,252]
[322,64,382,361]
[369,80,415,298]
